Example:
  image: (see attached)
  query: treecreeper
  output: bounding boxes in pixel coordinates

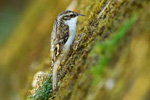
[50,10,84,90]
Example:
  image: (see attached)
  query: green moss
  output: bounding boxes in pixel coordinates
[91,14,139,85]
[27,75,53,100]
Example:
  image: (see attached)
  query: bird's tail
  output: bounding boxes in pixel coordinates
[53,59,60,90]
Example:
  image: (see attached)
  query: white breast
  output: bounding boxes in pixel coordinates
[64,17,78,49]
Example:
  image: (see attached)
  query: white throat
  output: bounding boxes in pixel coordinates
[63,17,78,49]
[65,17,78,36]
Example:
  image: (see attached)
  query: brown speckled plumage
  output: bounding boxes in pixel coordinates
[51,10,84,90]
[51,10,77,69]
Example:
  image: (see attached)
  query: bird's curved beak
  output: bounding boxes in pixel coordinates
[78,13,85,16]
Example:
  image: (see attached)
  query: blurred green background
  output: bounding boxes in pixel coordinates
[0,0,71,100]
[0,0,29,46]
[0,0,30,100]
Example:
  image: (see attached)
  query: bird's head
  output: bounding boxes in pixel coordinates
[57,10,85,26]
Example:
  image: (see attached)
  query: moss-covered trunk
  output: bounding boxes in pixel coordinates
[52,0,150,100]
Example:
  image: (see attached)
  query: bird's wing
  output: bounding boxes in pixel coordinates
[51,21,69,68]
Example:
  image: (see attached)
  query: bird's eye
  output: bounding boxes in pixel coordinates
[70,14,74,17]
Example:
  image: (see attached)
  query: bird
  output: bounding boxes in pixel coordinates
[50,10,84,90]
